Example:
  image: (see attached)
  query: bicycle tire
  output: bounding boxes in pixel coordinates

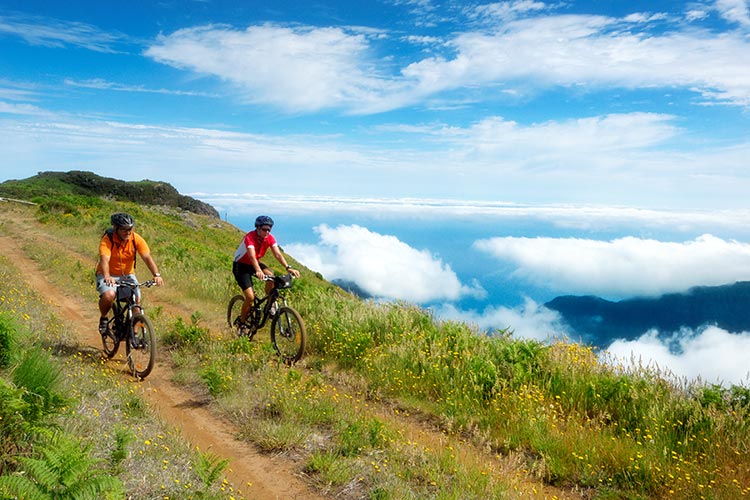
[101,322,119,358]
[271,306,306,364]
[227,294,245,332]
[127,313,156,379]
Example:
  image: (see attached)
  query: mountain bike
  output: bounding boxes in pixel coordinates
[227,274,306,364]
[101,280,157,379]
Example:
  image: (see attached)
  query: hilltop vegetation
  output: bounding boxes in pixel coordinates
[0,170,219,218]
[1,178,749,499]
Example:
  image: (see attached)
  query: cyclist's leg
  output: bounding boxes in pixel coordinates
[233,261,256,323]
[240,286,255,322]
[96,274,117,315]
[125,273,141,314]
[262,263,275,295]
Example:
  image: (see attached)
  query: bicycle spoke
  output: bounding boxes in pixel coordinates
[271,306,306,364]
[127,314,155,379]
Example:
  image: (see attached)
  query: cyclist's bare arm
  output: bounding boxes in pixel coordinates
[99,253,115,285]
[140,253,164,286]
[245,245,266,280]
[270,245,300,277]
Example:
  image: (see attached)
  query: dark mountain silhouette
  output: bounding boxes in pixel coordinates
[545,281,750,347]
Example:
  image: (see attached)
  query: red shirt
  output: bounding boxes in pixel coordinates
[233,230,277,264]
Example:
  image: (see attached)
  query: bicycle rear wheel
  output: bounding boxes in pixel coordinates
[271,306,306,364]
[227,294,244,332]
[127,313,156,379]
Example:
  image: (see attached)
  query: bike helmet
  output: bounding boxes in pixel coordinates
[255,215,274,228]
[111,212,135,228]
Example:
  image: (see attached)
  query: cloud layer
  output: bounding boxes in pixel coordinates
[605,326,750,387]
[474,234,750,298]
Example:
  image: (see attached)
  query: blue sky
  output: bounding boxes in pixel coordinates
[2,0,749,209]
[3,1,750,384]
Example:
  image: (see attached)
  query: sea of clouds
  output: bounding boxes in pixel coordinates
[285,226,750,387]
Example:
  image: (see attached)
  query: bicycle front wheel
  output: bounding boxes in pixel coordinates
[271,306,306,364]
[127,313,156,379]
[227,294,245,332]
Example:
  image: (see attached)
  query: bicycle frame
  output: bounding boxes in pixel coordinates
[102,280,156,379]
[251,287,285,330]
[109,283,144,340]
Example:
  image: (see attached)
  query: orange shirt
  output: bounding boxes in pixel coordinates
[96,231,149,276]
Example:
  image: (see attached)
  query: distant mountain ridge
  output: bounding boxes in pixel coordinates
[545,281,750,346]
[0,170,219,218]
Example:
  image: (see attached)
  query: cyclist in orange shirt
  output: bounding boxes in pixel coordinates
[95,213,164,335]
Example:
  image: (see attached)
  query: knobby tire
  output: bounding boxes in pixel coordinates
[102,317,119,358]
[127,313,156,379]
[227,294,245,334]
[271,306,306,364]
[102,331,119,358]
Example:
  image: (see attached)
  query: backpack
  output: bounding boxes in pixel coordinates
[104,228,138,269]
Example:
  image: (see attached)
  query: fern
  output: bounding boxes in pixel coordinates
[0,434,124,500]
[195,451,229,493]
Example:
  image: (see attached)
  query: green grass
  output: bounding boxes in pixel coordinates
[2,195,750,499]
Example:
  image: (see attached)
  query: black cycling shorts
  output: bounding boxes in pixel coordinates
[233,261,269,291]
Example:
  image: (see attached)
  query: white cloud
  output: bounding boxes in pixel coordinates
[145,24,394,113]
[435,298,570,342]
[605,326,750,387]
[0,101,48,116]
[143,11,750,114]
[714,0,750,26]
[403,13,750,107]
[438,113,679,162]
[285,224,482,303]
[473,234,750,298]
[0,12,125,52]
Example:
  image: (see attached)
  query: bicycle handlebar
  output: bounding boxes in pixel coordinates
[261,273,296,282]
[115,280,156,289]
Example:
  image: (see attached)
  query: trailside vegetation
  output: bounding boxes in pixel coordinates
[1,184,749,499]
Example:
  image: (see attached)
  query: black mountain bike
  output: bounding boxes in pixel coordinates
[101,280,157,379]
[227,274,306,364]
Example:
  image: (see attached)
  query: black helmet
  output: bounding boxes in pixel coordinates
[255,215,274,228]
[110,212,134,228]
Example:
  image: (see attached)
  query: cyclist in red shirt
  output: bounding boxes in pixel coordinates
[232,215,299,330]
[96,213,164,335]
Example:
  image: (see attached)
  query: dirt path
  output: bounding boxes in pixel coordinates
[0,231,324,500]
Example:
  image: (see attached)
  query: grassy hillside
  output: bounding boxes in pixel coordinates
[0,170,219,218]
[1,186,749,499]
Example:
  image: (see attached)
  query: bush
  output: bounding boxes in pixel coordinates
[11,348,66,425]
[0,313,16,369]
[163,313,210,347]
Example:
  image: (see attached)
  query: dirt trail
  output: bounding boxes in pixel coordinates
[0,230,324,500]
